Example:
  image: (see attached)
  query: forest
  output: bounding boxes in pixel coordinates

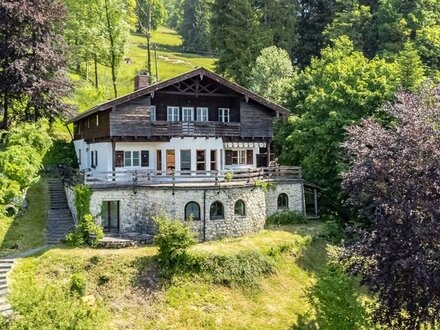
[1,0,440,328]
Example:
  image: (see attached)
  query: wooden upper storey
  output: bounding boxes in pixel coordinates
[68,68,289,142]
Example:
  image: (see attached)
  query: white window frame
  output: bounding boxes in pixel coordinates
[219,108,230,122]
[182,107,194,122]
[123,151,140,167]
[149,105,156,122]
[196,107,208,122]
[229,149,247,165]
[167,106,180,122]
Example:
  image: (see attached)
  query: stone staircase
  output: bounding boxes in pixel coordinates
[46,178,75,245]
[0,259,15,316]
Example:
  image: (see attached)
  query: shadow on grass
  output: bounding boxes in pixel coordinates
[132,255,164,293]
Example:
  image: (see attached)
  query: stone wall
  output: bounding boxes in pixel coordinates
[83,181,304,241]
[64,183,78,223]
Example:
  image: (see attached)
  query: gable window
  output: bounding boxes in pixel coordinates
[182,107,194,121]
[115,151,124,167]
[277,193,289,209]
[218,108,230,122]
[210,201,224,220]
[185,202,201,220]
[141,150,149,167]
[95,114,100,126]
[91,150,98,168]
[234,200,245,216]
[196,107,208,122]
[124,151,140,167]
[167,106,179,121]
[147,105,156,122]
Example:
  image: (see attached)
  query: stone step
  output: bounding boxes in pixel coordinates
[0,288,8,296]
[0,304,12,316]
[0,260,14,264]
[0,265,12,270]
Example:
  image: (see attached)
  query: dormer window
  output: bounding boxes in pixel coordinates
[167,106,179,122]
[219,108,230,122]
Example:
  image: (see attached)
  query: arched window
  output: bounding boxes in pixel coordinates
[234,200,246,216]
[185,202,201,220]
[277,193,288,209]
[210,201,224,220]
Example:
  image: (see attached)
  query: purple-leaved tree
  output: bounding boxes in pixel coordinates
[343,87,440,329]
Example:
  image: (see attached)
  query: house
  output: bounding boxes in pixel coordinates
[65,68,318,241]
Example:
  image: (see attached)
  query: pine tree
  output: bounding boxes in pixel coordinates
[180,0,213,52]
[210,0,269,85]
[0,0,73,129]
[396,42,425,91]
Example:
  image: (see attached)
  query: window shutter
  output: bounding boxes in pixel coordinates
[225,150,233,165]
[141,150,149,167]
[246,150,253,165]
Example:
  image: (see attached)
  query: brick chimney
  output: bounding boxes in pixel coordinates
[134,70,150,91]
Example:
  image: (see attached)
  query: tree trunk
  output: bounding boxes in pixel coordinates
[94,53,99,89]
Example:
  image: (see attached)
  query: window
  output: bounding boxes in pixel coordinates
[123,151,140,167]
[196,107,208,122]
[181,150,191,173]
[95,114,99,126]
[182,107,194,121]
[148,105,156,122]
[210,201,224,220]
[141,150,149,167]
[218,108,230,122]
[91,150,98,168]
[226,150,249,165]
[185,202,201,220]
[234,200,245,216]
[166,149,175,171]
[277,193,289,209]
[78,149,81,165]
[167,106,179,121]
[196,150,205,172]
[115,151,124,167]
[210,150,217,171]
[101,201,119,232]
[157,150,162,173]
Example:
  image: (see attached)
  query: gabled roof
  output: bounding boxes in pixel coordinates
[66,67,290,124]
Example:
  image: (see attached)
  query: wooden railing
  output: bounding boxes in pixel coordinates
[150,121,240,137]
[63,166,302,187]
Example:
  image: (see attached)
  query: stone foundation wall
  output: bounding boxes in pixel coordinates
[64,183,78,223]
[80,181,304,241]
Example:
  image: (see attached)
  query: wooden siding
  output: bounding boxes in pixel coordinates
[110,96,152,137]
[239,100,274,138]
[73,110,111,141]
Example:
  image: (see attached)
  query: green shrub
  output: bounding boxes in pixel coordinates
[322,217,345,243]
[74,185,92,221]
[0,177,21,207]
[153,215,197,277]
[225,171,234,182]
[194,250,276,289]
[4,120,52,155]
[266,210,308,225]
[65,214,104,247]
[69,273,86,296]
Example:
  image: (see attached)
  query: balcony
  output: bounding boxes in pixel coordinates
[63,166,303,189]
[150,121,240,138]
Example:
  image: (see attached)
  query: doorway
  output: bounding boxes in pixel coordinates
[101,201,120,233]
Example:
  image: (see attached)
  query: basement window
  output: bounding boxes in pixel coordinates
[210,201,224,220]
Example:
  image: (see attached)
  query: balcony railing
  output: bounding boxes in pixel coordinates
[150,121,240,137]
[63,166,302,188]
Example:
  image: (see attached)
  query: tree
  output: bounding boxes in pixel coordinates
[0,0,73,129]
[180,0,213,52]
[295,0,336,67]
[248,46,294,104]
[396,42,426,91]
[210,0,269,85]
[342,87,440,328]
[135,0,166,32]
[276,37,398,219]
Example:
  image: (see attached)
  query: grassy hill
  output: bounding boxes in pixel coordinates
[70,27,216,113]
[1,223,368,329]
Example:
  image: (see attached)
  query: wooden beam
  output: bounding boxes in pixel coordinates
[157,91,238,97]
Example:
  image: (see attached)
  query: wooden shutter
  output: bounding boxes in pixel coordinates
[246,150,253,165]
[225,150,233,165]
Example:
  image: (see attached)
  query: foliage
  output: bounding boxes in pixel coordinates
[70,273,87,296]
[210,0,269,85]
[276,37,398,220]
[224,171,233,182]
[179,0,213,52]
[306,265,373,329]
[74,185,92,221]
[248,46,294,104]
[253,179,275,191]
[342,87,440,328]
[65,214,104,247]
[135,0,167,32]
[0,177,21,207]
[396,41,426,91]
[0,0,73,129]
[322,217,345,243]
[4,121,53,156]
[266,210,308,226]
[153,215,197,276]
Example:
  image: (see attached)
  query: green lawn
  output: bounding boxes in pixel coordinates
[4,224,336,329]
[70,27,216,113]
[0,178,48,257]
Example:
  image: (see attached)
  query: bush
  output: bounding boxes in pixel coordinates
[65,214,104,247]
[266,210,308,225]
[69,273,86,296]
[322,218,345,243]
[4,120,52,155]
[224,171,234,182]
[74,185,92,221]
[153,215,197,277]
[0,177,21,207]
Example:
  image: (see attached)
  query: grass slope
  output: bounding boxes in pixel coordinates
[71,27,216,113]
[0,178,48,257]
[4,224,336,329]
